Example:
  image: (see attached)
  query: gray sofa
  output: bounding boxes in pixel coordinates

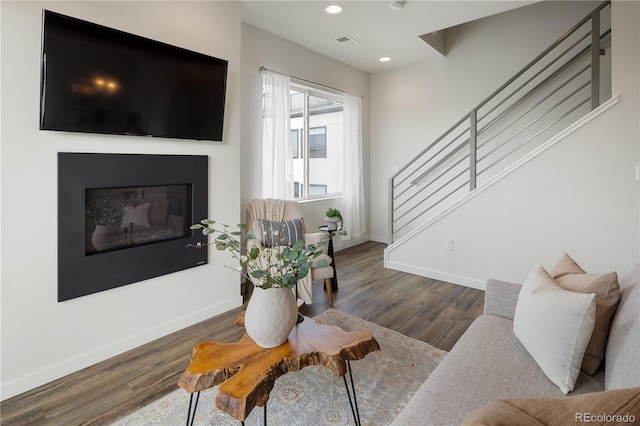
[392,263,640,425]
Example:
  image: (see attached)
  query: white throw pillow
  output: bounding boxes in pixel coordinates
[120,202,151,228]
[513,264,596,394]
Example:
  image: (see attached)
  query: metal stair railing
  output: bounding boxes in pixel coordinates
[389,1,611,243]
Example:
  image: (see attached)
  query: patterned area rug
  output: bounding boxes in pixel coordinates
[112,309,446,426]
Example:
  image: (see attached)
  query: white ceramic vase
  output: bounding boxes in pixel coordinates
[325,216,340,231]
[91,223,120,251]
[244,286,298,348]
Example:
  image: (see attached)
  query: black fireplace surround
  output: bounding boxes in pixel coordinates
[58,153,208,302]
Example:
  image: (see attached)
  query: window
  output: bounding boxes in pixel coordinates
[290,129,300,158]
[309,127,327,158]
[309,184,327,196]
[289,83,343,200]
[294,182,302,199]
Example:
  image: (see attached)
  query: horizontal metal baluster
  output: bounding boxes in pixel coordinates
[401,82,592,232]
[395,154,469,214]
[474,27,607,144]
[478,76,590,154]
[390,113,471,184]
[393,133,471,202]
[409,136,470,186]
[477,39,596,139]
[474,28,608,149]
[395,125,470,189]
[394,179,469,234]
[474,2,609,113]
[478,83,590,164]
[477,30,591,126]
[478,97,590,176]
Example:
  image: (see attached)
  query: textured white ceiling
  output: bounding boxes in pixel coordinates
[241,1,537,73]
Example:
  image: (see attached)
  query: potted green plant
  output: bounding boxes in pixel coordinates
[189,219,328,347]
[324,208,343,231]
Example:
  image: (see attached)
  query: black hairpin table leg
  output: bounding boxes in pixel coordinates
[342,361,361,426]
[186,392,200,426]
[240,403,266,426]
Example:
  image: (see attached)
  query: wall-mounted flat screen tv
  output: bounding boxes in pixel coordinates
[40,10,228,141]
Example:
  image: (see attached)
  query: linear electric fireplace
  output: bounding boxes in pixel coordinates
[58,153,208,302]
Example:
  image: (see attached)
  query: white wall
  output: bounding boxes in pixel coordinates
[385,0,639,287]
[369,1,603,242]
[240,23,370,250]
[0,1,243,400]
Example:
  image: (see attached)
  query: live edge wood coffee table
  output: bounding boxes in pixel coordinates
[178,314,380,425]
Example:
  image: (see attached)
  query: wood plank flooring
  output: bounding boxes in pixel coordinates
[0,241,484,425]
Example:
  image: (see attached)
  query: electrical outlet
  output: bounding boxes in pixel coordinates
[444,237,454,251]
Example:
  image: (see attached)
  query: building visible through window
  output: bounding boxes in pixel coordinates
[290,83,343,199]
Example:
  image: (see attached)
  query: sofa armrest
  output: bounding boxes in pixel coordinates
[483,279,522,321]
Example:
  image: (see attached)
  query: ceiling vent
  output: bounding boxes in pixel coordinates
[335,34,360,46]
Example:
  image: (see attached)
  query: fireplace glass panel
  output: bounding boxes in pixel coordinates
[85,184,191,254]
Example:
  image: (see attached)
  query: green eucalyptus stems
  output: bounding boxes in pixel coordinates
[189,219,329,289]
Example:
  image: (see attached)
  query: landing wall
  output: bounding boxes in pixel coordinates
[370,1,606,243]
[385,1,639,287]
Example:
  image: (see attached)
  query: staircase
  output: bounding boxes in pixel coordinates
[388,1,612,244]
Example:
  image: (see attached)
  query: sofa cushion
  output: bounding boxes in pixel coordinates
[513,265,596,394]
[549,251,586,278]
[549,253,621,375]
[606,262,640,390]
[391,315,604,426]
[462,387,640,426]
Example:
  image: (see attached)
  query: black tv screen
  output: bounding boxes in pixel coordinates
[40,10,228,141]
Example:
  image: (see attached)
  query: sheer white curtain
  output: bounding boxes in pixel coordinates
[262,70,293,199]
[342,93,365,240]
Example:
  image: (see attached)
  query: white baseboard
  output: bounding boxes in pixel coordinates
[333,235,369,252]
[0,297,243,401]
[385,259,486,291]
[368,233,388,244]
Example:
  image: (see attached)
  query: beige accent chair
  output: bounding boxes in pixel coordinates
[246,198,334,307]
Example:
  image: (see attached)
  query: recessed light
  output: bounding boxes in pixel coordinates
[390,0,407,12]
[379,57,391,62]
[325,4,343,14]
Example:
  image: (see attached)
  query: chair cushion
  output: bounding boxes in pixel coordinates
[259,217,304,247]
[120,202,150,228]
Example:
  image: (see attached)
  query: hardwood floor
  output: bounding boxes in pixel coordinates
[0,241,484,425]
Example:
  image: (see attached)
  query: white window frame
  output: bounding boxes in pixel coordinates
[290,80,343,201]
